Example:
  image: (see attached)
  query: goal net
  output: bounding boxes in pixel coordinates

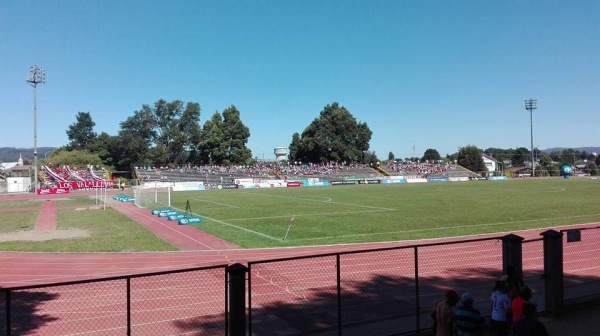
[133,183,171,208]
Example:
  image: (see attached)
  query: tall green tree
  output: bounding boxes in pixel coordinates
[66,112,97,151]
[221,105,252,165]
[388,152,395,161]
[457,145,486,172]
[291,102,372,163]
[422,149,441,162]
[198,112,226,164]
[288,133,301,163]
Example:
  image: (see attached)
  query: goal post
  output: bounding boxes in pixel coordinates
[134,182,171,208]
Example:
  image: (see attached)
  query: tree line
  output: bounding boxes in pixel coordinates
[52,100,377,172]
[45,98,597,176]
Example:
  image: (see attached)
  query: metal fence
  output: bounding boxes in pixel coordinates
[561,226,600,302]
[2,228,600,336]
[248,237,505,336]
[1,265,228,336]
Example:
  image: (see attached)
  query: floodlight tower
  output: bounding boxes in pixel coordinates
[525,99,537,177]
[27,65,46,191]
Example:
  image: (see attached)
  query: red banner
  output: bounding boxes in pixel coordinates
[286,181,302,188]
[57,180,114,189]
[37,188,70,195]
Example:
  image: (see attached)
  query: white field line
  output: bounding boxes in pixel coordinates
[120,204,216,250]
[171,204,282,242]
[290,213,600,242]
[224,209,392,221]
[237,191,396,211]
[190,197,240,208]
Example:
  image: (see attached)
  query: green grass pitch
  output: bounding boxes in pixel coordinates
[165,178,600,248]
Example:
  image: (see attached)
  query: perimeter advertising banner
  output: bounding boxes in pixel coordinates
[173,182,206,191]
[37,188,70,195]
[57,180,115,189]
[382,176,406,184]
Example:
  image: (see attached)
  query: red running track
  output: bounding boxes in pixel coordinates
[35,200,57,231]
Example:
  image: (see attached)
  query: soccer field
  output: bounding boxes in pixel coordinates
[165,178,600,248]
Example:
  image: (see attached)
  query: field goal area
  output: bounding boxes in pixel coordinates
[133,183,171,208]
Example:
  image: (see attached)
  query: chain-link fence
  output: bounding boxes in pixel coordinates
[248,237,504,336]
[522,238,545,312]
[1,265,228,336]
[561,226,600,302]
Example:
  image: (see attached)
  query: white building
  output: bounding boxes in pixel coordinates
[482,154,500,173]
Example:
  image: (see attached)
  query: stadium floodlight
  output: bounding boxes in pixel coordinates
[26,65,46,192]
[525,99,537,177]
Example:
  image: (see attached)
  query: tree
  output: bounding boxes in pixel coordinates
[539,154,553,168]
[197,106,252,165]
[41,149,103,168]
[422,149,441,162]
[511,147,530,167]
[589,163,599,176]
[388,152,395,161]
[456,145,486,172]
[221,105,252,165]
[66,112,97,151]
[289,133,301,163]
[291,102,372,163]
[198,112,226,164]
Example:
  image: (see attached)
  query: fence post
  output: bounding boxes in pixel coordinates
[227,263,248,336]
[502,234,524,278]
[541,230,564,315]
[5,290,10,336]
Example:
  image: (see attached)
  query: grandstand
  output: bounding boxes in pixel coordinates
[134,161,478,185]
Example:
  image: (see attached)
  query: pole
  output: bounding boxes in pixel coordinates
[33,85,38,191]
[27,65,45,192]
[530,108,534,177]
[525,99,537,177]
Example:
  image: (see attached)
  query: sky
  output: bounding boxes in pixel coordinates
[1,1,599,160]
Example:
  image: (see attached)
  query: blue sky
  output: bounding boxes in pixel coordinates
[1,1,599,160]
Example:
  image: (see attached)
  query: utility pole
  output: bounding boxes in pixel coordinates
[27,65,46,191]
[525,99,537,177]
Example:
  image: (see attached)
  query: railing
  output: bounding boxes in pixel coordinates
[2,228,600,336]
[561,226,600,302]
[1,265,228,336]
[248,237,505,336]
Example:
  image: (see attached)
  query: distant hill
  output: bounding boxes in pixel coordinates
[543,147,600,154]
[0,147,58,163]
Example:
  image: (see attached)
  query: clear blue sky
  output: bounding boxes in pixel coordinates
[1,1,598,160]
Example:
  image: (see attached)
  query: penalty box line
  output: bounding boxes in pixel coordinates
[170,205,282,242]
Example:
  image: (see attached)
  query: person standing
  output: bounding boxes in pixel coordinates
[512,286,534,323]
[432,290,460,336]
[512,302,548,336]
[454,292,485,336]
[490,281,511,336]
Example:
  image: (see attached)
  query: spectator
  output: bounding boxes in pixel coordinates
[512,302,548,336]
[503,264,525,300]
[431,290,460,336]
[455,292,485,336]
[490,280,512,336]
[512,286,534,322]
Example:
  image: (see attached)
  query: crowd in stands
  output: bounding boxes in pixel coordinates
[385,161,462,178]
[274,162,379,178]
